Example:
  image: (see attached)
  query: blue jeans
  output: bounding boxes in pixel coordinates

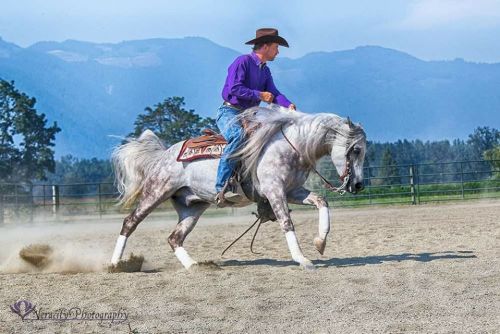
[215,105,245,192]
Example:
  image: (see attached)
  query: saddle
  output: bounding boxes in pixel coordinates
[177,129,227,162]
[176,128,272,211]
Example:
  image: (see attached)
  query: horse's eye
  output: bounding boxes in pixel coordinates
[352,147,361,155]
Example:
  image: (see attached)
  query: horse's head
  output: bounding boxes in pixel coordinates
[330,118,367,194]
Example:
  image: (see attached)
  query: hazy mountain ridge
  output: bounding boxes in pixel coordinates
[0,37,498,158]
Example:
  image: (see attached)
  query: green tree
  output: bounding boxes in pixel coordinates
[467,126,500,159]
[0,80,60,182]
[48,155,113,184]
[44,155,114,196]
[484,146,500,179]
[129,96,218,145]
[379,148,400,185]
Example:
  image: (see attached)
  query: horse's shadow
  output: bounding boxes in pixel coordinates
[220,250,476,268]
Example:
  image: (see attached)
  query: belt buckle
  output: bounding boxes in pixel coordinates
[223,101,240,110]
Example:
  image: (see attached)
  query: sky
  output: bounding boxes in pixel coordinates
[1,0,500,62]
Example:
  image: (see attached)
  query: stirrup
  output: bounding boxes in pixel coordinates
[216,191,242,208]
[223,191,243,202]
[215,177,243,207]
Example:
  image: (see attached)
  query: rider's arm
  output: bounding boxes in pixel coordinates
[265,71,292,108]
[226,57,261,101]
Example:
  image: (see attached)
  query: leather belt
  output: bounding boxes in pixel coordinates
[223,101,242,110]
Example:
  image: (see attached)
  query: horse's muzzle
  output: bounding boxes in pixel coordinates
[355,182,364,192]
[349,182,364,194]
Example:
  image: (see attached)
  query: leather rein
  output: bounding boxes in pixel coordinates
[280,126,351,195]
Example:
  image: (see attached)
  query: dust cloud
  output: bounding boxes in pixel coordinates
[0,220,115,274]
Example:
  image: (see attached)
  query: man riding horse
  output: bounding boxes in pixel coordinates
[215,28,296,205]
[110,29,367,271]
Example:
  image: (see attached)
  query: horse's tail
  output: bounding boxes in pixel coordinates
[112,130,166,208]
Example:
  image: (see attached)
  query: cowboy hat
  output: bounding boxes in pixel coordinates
[245,28,289,47]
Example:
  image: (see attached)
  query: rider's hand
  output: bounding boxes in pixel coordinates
[259,91,274,103]
[289,103,296,111]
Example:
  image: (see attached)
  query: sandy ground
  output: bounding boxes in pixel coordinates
[0,200,499,333]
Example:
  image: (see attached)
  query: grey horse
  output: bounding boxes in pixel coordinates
[110,105,367,270]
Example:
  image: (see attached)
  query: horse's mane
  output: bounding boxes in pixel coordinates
[228,104,366,184]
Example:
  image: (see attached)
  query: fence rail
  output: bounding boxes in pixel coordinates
[310,159,500,207]
[0,159,499,224]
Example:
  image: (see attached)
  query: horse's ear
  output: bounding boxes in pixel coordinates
[347,117,354,129]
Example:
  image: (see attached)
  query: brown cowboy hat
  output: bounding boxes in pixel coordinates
[245,28,289,47]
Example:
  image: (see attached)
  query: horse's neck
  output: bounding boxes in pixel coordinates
[287,121,332,164]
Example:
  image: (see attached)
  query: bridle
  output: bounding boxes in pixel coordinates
[280,126,351,195]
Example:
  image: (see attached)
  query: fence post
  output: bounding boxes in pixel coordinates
[367,167,372,205]
[98,183,102,218]
[409,165,416,205]
[460,162,465,199]
[14,184,19,217]
[0,195,4,225]
[415,164,421,204]
[52,185,60,216]
[29,184,34,223]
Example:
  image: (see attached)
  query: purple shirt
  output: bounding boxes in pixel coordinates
[221,52,292,109]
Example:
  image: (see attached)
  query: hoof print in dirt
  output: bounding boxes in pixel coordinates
[108,253,144,273]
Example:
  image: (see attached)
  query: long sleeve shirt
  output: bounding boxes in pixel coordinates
[221,52,292,109]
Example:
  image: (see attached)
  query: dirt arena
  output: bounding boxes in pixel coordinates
[1,200,499,333]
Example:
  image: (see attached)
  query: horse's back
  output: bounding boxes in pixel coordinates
[160,141,220,198]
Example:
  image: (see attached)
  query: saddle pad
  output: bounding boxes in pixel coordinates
[176,130,227,162]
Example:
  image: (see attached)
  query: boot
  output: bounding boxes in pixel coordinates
[215,180,243,207]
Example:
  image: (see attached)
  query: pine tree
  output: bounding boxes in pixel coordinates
[129,96,217,146]
[467,126,500,159]
[484,146,500,179]
[0,80,60,182]
[379,148,400,185]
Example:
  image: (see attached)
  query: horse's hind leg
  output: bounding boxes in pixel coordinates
[110,188,173,265]
[168,198,210,269]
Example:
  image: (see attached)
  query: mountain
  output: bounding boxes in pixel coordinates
[0,37,499,158]
[276,47,500,141]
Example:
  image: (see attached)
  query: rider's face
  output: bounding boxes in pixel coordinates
[263,43,279,61]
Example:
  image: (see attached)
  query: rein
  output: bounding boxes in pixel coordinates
[280,125,350,195]
[221,216,261,257]
[221,209,271,257]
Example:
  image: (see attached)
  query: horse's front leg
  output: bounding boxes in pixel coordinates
[262,187,315,270]
[287,187,330,255]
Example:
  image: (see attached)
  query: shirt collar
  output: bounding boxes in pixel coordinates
[251,52,266,68]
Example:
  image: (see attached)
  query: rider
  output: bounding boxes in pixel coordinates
[215,28,296,205]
